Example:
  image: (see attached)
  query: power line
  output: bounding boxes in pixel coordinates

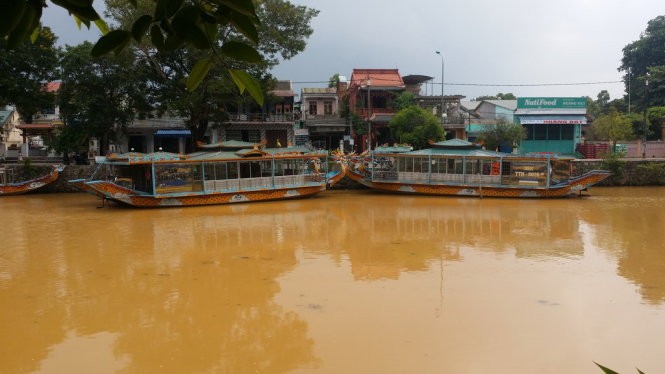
[288,79,623,87]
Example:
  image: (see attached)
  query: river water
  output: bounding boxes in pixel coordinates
[1,188,664,374]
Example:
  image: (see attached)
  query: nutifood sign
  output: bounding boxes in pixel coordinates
[517,97,587,109]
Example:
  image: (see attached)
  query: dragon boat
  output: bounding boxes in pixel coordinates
[0,164,64,196]
[80,141,345,207]
[347,139,610,198]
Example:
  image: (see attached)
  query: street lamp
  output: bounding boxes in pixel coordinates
[435,51,444,123]
[364,77,372,151]
[643,73,649,158]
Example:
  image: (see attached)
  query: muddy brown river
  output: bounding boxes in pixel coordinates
[1,188,664,373]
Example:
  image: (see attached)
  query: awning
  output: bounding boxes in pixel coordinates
[154,129,191,137]
[518,115,586,125]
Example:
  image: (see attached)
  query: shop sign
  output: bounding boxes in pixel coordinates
[518,97,587,109]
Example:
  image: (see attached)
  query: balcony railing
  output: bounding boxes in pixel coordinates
[227,113,299,122]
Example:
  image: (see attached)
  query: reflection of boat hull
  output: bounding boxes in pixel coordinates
[85,180,330,207]
[348,167,610,198]
[0,165,63,196]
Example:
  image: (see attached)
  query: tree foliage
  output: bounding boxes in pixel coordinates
[388,106,444,150]
[104,0,317,142]
[393,92,417,111]
[620,15,665,110]
[1,0,271,100]
[590,108,634,150]
[57,41,151,154]
[475,118,525,152]
[473,93,516,101]
[0,27,60,122]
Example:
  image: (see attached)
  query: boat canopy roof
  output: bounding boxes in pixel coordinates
[101,147,328,165]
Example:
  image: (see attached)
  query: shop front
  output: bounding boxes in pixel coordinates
[516,97,586,155]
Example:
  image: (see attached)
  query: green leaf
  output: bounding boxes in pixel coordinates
[91,30,131,56]
[131,15,153,41]
[150,25,165,50]
[229,69,264,106]
[225,12,259,45]
[594,362,620,374]
[6,3,37,48]
[51,0,100,21]
[0,0,26,37]
[171,6,210,49]
[94,18,109,35]
[187,58,213,92]
[219,0,257,17]
[29,25,40,43]
[220,41,261,63]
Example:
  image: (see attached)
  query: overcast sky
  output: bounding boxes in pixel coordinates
[44,0,664,101]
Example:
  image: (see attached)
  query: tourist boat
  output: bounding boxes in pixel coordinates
[347,139,610,198]
[81,141,346,207]
[0,164,64,196]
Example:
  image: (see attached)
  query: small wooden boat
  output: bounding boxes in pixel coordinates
[347,139,610,198]
[82,141,346,207]
[0,164,64,196]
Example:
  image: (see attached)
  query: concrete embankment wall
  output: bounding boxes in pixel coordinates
[4,158,665,194]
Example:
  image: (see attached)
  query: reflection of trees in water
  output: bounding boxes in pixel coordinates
[581,190,665,304]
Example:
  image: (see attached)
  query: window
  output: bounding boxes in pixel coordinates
[309,101,317,115]
[546,124,560,140]
[534,125,547,140]
[561,124,574,140]
[324,101,333,115]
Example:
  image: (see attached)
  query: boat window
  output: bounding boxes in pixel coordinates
[154,163,198,194]
[447,158,463,174]
[465,159,480,175]
[431,157,445,173]
[259,160,272,177]
[228,162,239,179]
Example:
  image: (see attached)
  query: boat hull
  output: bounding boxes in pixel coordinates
[85,181,329,207]
[347,169,610,198]
[0,165,63,196]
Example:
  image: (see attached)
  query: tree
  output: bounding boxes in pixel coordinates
[647,106,665,139]
[475,118,526,152]
[590,108,635,151]
[619,15,665,110]
[328,73,340,88]
[474,93,516,101]
[2,0,267,100]
[0,27,60,123]
[392,92,416,111]
[388,106,444,150]
[106,0,318,142]
[57,41,151,154]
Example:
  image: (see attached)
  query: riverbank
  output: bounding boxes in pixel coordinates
[3,157,665,193]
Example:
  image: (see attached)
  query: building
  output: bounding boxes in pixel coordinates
[515,97,587,155]
[403,75,466,139]
[346,69,406,151]
[0,109,22,159]
[462,100,517,144]
[14,81,63,159]
[300,85,348,150]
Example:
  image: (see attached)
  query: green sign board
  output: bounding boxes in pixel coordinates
[517,97,587,109]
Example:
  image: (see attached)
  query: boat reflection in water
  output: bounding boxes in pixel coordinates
[2,188,665,373]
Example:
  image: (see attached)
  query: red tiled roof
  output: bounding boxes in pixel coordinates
[44,81,61,92]
[350,69,404,88]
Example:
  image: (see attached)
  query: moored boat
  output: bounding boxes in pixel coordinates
[0,164,64,196]
[347,139,610,198]
[82,141,345,207]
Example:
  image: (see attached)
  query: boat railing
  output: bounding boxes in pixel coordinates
[201,173,323,192]
[375,171,502,185]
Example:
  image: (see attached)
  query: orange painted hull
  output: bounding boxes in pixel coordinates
[85,181,328,207]
[0,165,62,196]
[347,169,610,198]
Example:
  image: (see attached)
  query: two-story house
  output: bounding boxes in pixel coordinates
[300,82,348,150]
[347,69,406,151]
[14,81,63,159]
